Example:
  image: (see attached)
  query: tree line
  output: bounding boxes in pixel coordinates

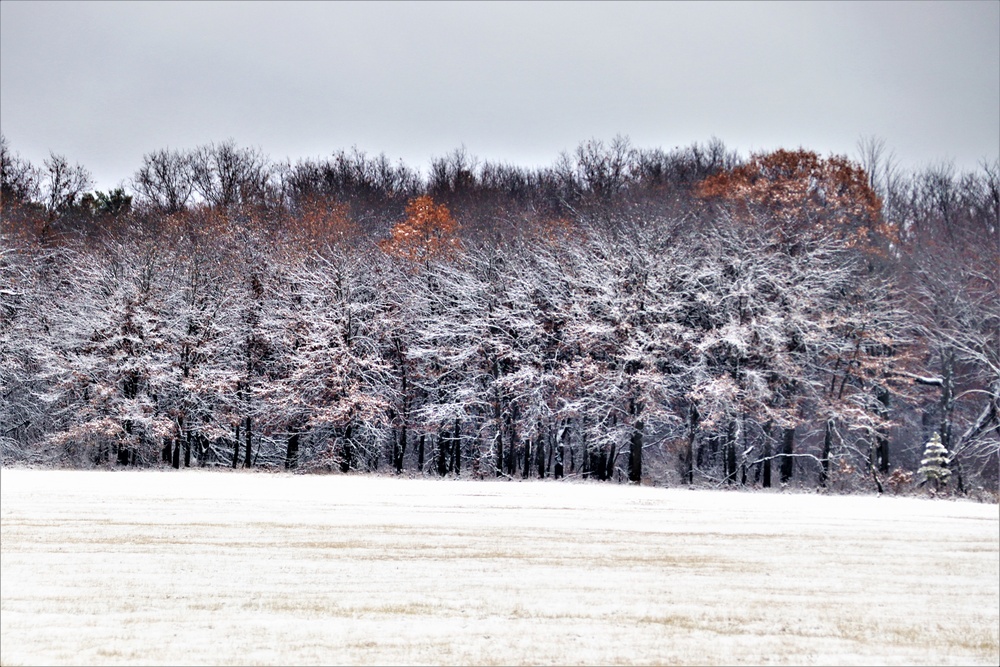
[1,134,997,496]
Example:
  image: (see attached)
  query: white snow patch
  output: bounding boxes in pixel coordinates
[1,468,997,666]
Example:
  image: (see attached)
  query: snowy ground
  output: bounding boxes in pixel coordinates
[1,468,997,666]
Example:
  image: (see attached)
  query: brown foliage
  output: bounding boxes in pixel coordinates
[378,195,460,262]
[0,199,48,245]
[290,195,358,247]
[696,149,894,251]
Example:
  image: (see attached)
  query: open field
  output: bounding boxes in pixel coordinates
[1,468,997,666]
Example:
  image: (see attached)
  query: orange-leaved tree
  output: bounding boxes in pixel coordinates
[378,195,460,262]
[291,194,357,247]
[696,149,893,252]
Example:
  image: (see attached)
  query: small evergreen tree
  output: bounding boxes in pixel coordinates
[918,432,951,492]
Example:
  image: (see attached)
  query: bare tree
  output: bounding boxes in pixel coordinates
[41,152,92,232]
[0,134,41,210]
[190,140,271,211]
[132,148,194,214]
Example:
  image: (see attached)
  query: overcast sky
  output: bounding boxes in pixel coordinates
[2,1,998,192]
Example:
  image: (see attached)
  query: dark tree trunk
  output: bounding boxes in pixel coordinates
[628,397,643,484]
[724,426,737,485]
[868,453,884,494]
[762,421,773,488]
[162,437,172,464]
[285,426,300,470]
[398,369,410,474]
[394,425,407,474]
[438,429,449,477]
[184,429,192,468]
[738,417,747,486]
[196,433,207,467]
[546,427,554,476]
[232,421,241,468]
[555,422,568,479]
[522,438,531,479]
[952,456,965,495]
[495,430,503,477]
[628,420,643,483]
[779,426,794,484]
[820,419,833,487]
[605,444,617,481]
[418,434,425,473]
[940,348,955,452]
[535,426,546,479]
[685,404,698,485]
[243,416,252,469]
[875,386,891,474]
[506,427,517,477]
[452,418,461,475]
[472,433,483,478]
[340,423,354,473]
[173,416,183,469]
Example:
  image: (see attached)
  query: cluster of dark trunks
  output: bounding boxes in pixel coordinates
[132,409,886,491]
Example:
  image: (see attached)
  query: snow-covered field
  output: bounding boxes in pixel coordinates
[1,468,997,666]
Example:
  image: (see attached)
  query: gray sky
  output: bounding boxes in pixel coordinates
[2,1,998,192]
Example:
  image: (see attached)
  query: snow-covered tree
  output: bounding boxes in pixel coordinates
[918,432,951,492]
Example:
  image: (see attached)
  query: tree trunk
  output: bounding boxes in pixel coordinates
[417,434,425,473]
[243,416,252,469]
[184,429,192,468]
[438,428,449,477]
[628,420,643,484]
[605,444,617,481]
[176,415,187,468]
[340,423,353,473]
[232,421,241,468]
[507,423,518,477]
[868,449,884,494]
[820,419,833,487]
[738,416,747,485]
[196,433,208,467]
[939,348,955,452]
[685,404,698,485]
[522,437,531,479]
[535,426,546,479]
[508,403,520,477]
[546,426,554,476]
[452,418,461,476]
[495,429,503,478]
[762,429,772,488]
[952,455,965,495]
[394,424,407,474]
[628,397,643,484]
[555,422,567,479]
[285,426,300,470]
[779,426,794,484]
[724,423,737,485]
[875,386,891,474]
